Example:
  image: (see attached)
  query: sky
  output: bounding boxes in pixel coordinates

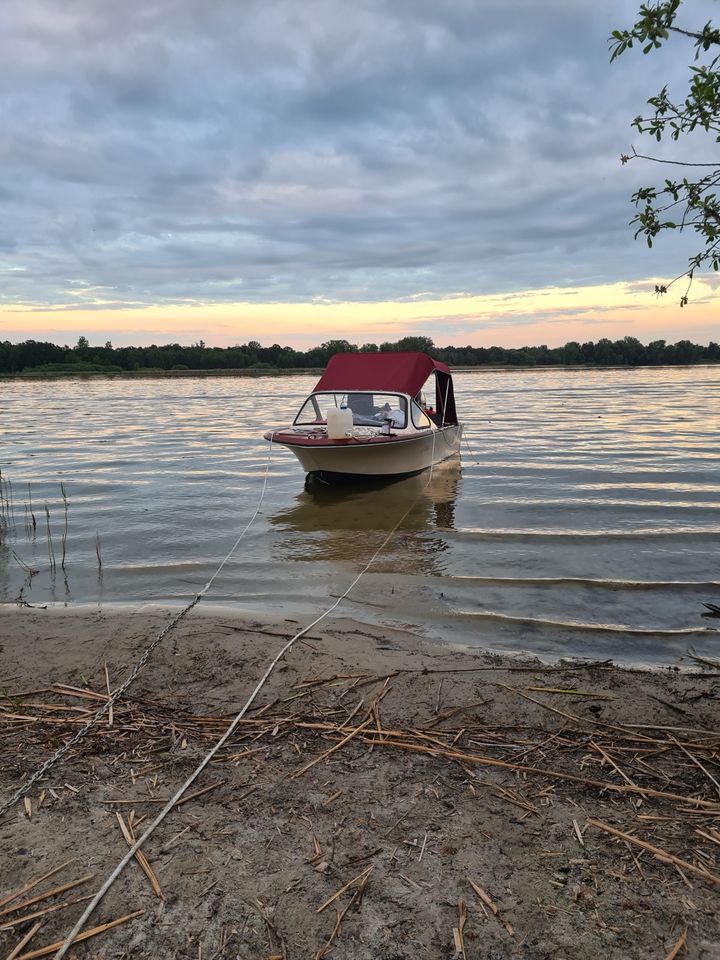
[1,0,718,350]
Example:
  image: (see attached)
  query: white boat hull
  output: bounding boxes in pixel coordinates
[275,424,462,479]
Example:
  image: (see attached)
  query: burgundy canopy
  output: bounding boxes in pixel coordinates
[314,352,457,425]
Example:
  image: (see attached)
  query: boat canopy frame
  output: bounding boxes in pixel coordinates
[313,352,457,426]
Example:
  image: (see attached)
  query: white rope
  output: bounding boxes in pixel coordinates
[0,434,277,819]
[461,430,481,464]
[53,429,442,959]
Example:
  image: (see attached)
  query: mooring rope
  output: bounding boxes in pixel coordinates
[0,433,278,819]
[462,430,481,464]
[52,428,443,959]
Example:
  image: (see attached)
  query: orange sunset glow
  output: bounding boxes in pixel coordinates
[2,278,717,350]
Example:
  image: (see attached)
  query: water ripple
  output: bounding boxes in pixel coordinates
[1,366,719,665]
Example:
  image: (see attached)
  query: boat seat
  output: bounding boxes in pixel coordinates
[347,393,379,417]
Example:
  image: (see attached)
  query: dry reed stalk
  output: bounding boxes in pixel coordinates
[467,879,514,936]
[0,863,75,912]
[5,920,43,960]
[9,551,38,576]
[99,779,224,808]
[43,506,55,573]
[12,909,144,960]
[104,664,113,727]
[453,899,467,959]
[525,685,616,699]
[590,740,643,791]
[0,876,94,920]
[115,813,164,899]
[27,482,36,534]
[59,482,68,570]
[51,684,109,701]
[348,731,720,809]
[7,477,16,528]
[587,819,720,884]
[316,866,373,914]
[0,895,93,932]
[4,675,720,894]
[291,717,372,779]
[665,928,688,960]
[315,870,370,960]
[496,682,661,742]
[669,734,720,798]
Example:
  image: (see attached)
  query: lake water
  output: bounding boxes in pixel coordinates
[1,367,719,666]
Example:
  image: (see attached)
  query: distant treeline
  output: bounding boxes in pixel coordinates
[1,334,719,374]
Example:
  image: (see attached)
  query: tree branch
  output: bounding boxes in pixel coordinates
[624,150,718,167]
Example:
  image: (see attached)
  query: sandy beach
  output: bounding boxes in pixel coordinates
[1,605,719,959]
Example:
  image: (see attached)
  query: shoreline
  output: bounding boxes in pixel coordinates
[4,600,718,676]
[2,361,719,380]
[1,606,719,958]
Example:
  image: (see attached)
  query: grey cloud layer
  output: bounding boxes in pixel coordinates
[0,0,711,309]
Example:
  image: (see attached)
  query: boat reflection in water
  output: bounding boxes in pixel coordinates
[267,459,460,573]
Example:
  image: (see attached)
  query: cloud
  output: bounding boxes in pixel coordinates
[1,0,718,334]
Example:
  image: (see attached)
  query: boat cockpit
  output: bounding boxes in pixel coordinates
[293,391,435,431]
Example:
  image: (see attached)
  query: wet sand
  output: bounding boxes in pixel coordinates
[1,606,719,959]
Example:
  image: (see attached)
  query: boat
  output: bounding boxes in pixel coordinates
[264,351,463,481]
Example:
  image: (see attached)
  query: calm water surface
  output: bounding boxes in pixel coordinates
[1,367,719,665]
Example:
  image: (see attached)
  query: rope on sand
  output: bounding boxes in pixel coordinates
[53,431,442,959]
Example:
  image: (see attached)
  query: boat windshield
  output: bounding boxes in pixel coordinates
[294,392,408,428]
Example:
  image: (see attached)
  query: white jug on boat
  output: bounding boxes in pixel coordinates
[326,404,353,439]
